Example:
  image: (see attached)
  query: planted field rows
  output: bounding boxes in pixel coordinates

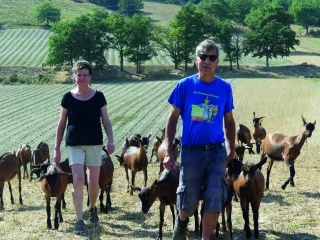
[0,78,320,240]
[0,29,295,68]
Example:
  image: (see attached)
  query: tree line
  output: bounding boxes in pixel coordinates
[36,0,320,71]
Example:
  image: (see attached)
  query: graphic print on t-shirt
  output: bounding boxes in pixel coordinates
[191,95,218,123]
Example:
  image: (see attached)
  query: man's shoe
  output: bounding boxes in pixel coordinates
[172,215,189,240]
[89,206,99,224]
[73,220,86,234]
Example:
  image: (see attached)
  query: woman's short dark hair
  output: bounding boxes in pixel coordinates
[195,39,219,58]
[72,60,93,75]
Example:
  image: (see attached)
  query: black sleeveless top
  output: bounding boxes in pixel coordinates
[61,91,107,146]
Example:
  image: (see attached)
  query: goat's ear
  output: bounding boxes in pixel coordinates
[130,185,142,192]
[302,115,307,125]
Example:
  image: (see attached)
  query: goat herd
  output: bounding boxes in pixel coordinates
[0,113,316,239]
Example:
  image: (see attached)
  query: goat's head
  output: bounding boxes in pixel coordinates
[241,157,267,185]
[35,165,71,194]
[115,154,124,166]
[141,133,152,150]
[227,158,243,180]
[253,112,265,127]
[302,115,316,137]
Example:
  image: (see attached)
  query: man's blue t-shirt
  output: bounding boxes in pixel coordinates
[168,74,234,146]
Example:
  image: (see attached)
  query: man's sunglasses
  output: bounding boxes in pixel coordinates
[198,54,218,62]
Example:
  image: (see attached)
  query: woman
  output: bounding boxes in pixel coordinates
[54,60,115,234]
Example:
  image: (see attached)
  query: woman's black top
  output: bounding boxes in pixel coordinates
[61,90,107,146]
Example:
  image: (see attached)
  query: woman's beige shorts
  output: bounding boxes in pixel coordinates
[67,145,102,166]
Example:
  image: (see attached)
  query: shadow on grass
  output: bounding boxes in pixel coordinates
[262,190,289,206]
[290,51,320,56]
[299,191,320,199]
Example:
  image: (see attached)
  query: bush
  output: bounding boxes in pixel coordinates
[8,73,19,83]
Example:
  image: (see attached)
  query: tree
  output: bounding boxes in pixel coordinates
[33,2,61,26]
[106,13,130,71]
[243,5,299,67]
[197,0,233,21]
[152,24,184,69]
[174,4,207,71]
[228,0,254,25]
[118,0,143,12]
[125,14,156,73]
[46,9,110,68]
[214,20,242,70]
[289,0,319,35]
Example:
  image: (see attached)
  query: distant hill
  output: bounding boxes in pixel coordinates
[0,0,180,29]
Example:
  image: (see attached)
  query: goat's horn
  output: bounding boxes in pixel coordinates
[35,174,47,182]
[253,112,256,118]
[301,115,306,125]
[130,185,142,192]
[58,172,72,176]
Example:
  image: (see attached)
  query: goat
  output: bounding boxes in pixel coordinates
[131,163,199,240]
[30,141,50,181]
[116,137,148,195]
[235,145,252,162]
[149,128,166,163]
[232,157,267,239]
[35,164,71,229]
[0,152,23,210]
[121,133,152,155]
[157,137,180,173]
[252,112,266,154]
[237,124,255,154]
[97,146,114,213]
[261,115,316,190]
[16,144,32,179]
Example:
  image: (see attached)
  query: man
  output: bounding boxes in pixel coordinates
[163,39,236,240]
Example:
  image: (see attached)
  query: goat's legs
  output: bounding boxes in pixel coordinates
[17,170,23,205]
[46,195,52,229]
[0,182,4,210]
[266,159,274,189]
[252,201,260,239]
[106,182,112,212]
[193,207,200,234]
[99,187,105,213]
[241,200,251,239]
[143,169,148,187]
[61,192,66,209]
[54,198,61,229]
[158,202,166,240]
[130,170,136,195]
[125,167,130,193]
[282,164,296,190]
[8,182,14,204]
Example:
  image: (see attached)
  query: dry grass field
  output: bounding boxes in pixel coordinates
[0,77,319,240]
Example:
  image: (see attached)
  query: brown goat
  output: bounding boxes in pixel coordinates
[235,145,252,162]
[131,163,199,240]
[116,137,148,195]
[149,128,166,163]
[237,124,255,154]
[36,164,71,229]
[157,137,180,173]
[0,152,23,210]
[121,133,152,155]
[252,112,267,154]
[32,141,50,164]
[16,144,32,179]
[98,146,114,213]
[261,115,316,190]
[232,157,267,239]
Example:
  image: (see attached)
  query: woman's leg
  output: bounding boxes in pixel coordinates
[71,164,85,221]
[86,166,100,208]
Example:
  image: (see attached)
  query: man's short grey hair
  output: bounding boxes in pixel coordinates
[195,39,219,58]
[72,60,93,75]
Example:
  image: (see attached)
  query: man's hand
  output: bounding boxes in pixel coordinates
[163,152,176,170]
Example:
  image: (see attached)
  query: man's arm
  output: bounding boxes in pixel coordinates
[224,111,236,166]
[163,105,181,170]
